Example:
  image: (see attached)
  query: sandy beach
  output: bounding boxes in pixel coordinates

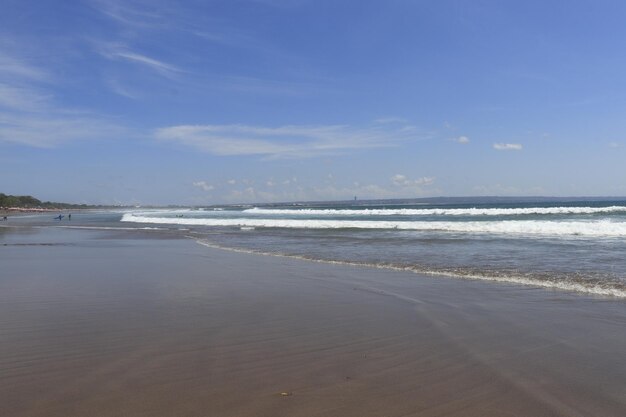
[1,225,625,417]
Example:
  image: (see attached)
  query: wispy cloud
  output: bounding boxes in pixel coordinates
[106,78,140,99]
[493,143,522,151]
[89,0,336,99]
[98,43,182,78]
[608,141,622,148]
[0,51,49,82]
[0,84,52,112]
[0,111,127,147]
[193,28,277,54]
[155,123,428,158]
[0,49,128,147]
[451,135,470,144]
[90,0,170,29]
[248,0,312,8]
[115,51,180,75]
[374,116,408,124]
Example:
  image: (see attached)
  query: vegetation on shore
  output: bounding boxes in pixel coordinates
[0,193,101,210]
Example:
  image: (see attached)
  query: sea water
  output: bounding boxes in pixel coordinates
[115,198,626,298]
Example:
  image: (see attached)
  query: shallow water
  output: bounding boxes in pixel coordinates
[7,198,626,297]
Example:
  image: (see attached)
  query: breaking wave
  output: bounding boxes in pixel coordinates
[244,206,626,216]
[121,213,626,238]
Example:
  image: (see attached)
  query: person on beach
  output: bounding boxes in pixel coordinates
[1,216,6,221]
[68,214,71,221]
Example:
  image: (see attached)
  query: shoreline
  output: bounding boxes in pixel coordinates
[5,219,626,298]
[1,207,61,215]
[191,236,626,299]
[1,225,625,416]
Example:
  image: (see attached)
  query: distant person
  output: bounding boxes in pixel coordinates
[68,213,71,221]
[2,216,6,221]
[56,214,63,220]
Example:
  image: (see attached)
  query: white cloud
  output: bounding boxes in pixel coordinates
[493,143,522,151]
[227,179,237,185]
[608,141,622,148]
[209,171,438,204]
[226,186,259,202]
[374,116,407,124]
[391,174,435,186]
[452,135,470,144]
[192,181,214,191]
[391,174,408,185]
[154,123,427,158]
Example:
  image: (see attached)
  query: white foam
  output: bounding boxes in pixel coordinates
[121,213,626,237]
[244,206,626,216]
[57,225,166,231]
[193,239,626,298]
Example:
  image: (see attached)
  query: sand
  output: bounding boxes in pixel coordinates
[1,226,625,416]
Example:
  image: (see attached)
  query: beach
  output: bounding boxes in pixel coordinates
[1,225,625,417]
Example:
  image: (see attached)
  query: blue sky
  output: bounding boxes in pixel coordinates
[1,0,625,205]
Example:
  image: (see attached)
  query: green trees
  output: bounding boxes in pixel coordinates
[0,193,43,208]
[0,193,92,209]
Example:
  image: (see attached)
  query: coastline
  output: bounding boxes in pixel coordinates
[0,208,81,219]
[1,225,625,416]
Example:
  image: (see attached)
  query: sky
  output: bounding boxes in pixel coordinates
[1,0,626,205]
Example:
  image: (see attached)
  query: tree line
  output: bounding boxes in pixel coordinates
[0,193,95,209]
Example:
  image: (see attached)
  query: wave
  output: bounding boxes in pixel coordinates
[122,213,626,237]
[56,225,166,231]
[244,206,626,216]
[193,239,626,298]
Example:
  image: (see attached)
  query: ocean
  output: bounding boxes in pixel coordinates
[9,198,626,298]
[112,198,626,298]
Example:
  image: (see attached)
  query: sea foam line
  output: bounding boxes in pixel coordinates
[244,206,626,216]
[122,213,626,237]
[192,239,626,298]
[56,225,166,231]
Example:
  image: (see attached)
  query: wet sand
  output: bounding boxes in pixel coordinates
[1,226,625,416]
